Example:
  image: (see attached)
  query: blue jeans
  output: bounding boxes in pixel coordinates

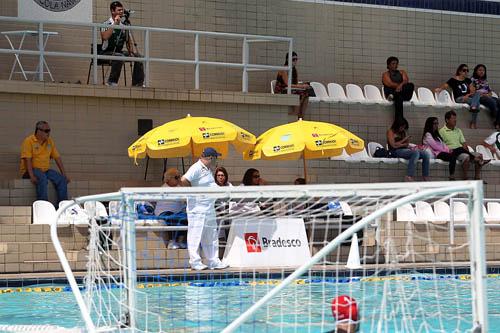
[456,93,481,123]
[24,168,68,205]
[390,148,430,177]
[479,95,500,125]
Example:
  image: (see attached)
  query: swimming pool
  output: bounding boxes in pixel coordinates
[1,275,499,332]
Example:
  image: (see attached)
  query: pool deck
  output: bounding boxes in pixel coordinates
[1,261,499,281]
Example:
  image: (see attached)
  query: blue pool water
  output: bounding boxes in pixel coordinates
[1,277,500,332]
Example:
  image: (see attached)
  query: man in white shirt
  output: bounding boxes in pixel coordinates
[484,131,500,159]
[181,147,228,270]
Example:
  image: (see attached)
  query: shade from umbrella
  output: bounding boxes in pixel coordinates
[243,119,364,161]
[128,114,256,162]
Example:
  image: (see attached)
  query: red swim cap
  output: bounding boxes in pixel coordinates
[331,295,358,321]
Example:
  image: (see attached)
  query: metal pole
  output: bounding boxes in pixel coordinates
[145,29,150,87]
[123,195,137,330]
[38,22,44,81]
[195,33,199,89]
[287,40,293,94]
[92,26,98,85]
[242,37,248,93]
[449,198,455,245]
[469,181,488,332]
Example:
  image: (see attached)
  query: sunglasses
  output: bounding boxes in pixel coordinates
[253,174,260,179]
[292,58,298,61]
[462,69,469,72]
[38,128,51,133]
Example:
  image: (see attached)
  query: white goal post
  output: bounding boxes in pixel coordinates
[49,181,487,333]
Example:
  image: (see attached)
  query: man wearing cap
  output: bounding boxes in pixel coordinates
[20,121,69,205]
[180,147,228,271]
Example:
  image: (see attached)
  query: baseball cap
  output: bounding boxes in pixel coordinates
[201,147,221,158]
[331,295,358,322]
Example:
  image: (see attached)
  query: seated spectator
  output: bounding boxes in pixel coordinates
[214,166,232,186]
[471,64,500,129]
[483,130,500,159]
[387,117,430,181]
[274,51,311,118]
[439,110,487,180]
[382,56,414,120]
[294,177,306,185]
[20,121,69,206]
[435,64,480,128]
[422,117,457,180]
[155,168,187,249]
[242,168,268,186]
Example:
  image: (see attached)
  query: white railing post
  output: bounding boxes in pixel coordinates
[287,40,293,94]
[123,195,137,330]
[469,181,488,332]
[195,33,200,89]
[242,37,248,93]
[144,29,150,87]
[92,26,98,85]
[38,22,44,81]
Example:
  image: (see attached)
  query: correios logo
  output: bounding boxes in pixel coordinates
[244,233,261,253]
[34,0,81,12]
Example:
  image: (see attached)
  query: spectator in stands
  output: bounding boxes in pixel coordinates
[180,147,228,270]
[214,166,232,186]
[387,117,430,181]
[382,56,414,120]
[242,168,268,186]
[435,64,480,128]
[274,51,310,118]
[294,177,306,185]
[422,117,457,180]
[439,110,487,180]
[20,121,69,206]
[471,64,500,129]
[101,1,144,87]
[483,130,500,159]
[155,168,187,249]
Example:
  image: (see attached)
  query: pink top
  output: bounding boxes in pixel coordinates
[422,132,450,157]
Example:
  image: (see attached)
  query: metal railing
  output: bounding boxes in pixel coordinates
[0,16,293,92]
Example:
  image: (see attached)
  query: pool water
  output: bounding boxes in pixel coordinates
[1,277,499,332]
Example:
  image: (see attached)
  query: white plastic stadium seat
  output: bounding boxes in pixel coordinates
[58,200,89,226]
[452,202,468,224]
[476,145,500,166]
[403,91,419,106]
[487,202,500,223]
[367,142,398,164]
[345,147,378,163]
[415,87,437,107]
[32,200,56,225]
[396,203,416,222]
[310,82,332,102]
[270,80,276,94]
[330,149,350,161]
[346,84,372,104]
[415,201,437,224]
[435,90,467,109]
[364,85,391,105]
[327,83,348,103]
[83,201,108,219]
[433,201,450,223]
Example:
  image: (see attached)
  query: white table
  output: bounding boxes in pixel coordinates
[2,30,58,81]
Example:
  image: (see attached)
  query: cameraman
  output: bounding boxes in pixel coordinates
[100,1,144,87]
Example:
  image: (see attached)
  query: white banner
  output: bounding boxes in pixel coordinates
[223,218,311,268]
[18,0,92,23]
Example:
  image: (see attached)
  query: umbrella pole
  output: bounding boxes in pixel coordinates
[144,156,150,181]
[303,157,307,183]
[162,158,167,181]
[181,157,186,174]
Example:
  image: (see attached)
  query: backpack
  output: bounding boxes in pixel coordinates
[373,147,389,158]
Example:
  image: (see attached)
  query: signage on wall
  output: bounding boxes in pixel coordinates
[19,0,92,22]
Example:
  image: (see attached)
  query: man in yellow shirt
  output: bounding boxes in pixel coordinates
[20,121,70,204]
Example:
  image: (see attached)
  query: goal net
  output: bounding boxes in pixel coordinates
[51,181,487,332]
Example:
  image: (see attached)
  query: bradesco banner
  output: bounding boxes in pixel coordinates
[223,218,311,268]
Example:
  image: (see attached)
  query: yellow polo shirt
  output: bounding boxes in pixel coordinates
[19,134,60,176]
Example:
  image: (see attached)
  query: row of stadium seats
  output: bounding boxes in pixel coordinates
[331,142,500,166]
[397,201,500,224]
[271,80,498,109]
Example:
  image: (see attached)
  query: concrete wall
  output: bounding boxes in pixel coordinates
[1,1,500,93]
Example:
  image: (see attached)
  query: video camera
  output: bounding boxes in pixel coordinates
[122,9,134,25]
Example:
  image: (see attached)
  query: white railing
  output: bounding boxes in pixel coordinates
[0,16,293,92]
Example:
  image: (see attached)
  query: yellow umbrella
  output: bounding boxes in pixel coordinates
[128,114,256,163]
[243,118,364,179]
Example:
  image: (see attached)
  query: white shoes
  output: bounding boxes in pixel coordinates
[191,262,208,271]
[167,240,180,249]
[208,260,229,270]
